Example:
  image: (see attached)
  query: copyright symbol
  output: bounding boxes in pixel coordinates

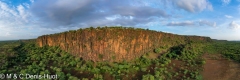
[0,74,5,79]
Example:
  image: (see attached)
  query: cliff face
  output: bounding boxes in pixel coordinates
[37,27,211,62]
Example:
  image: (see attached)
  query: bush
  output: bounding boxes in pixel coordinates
[142,74,155,80]
[154,48,161,53]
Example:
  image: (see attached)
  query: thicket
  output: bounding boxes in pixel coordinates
[0,40,208,80]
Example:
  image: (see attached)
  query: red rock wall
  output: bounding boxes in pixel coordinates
[37,28,211,62]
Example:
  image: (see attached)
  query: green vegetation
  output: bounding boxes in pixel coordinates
[154,48,161,53]
[0,27,240,80]
[204,41,240,62]
[0,40,207,80]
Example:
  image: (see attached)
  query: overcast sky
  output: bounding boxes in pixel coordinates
[0,0,239,41]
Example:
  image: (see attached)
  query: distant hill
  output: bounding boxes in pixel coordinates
[0,40,19,42]
[37,26,212,62]
[0,39,35,42]
[231,41,240,42]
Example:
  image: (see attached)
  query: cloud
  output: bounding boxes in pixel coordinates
[222,0,231,6]
[30,0,170,28]
[0,0,222,40]
[199,20,216,27]
[5,32,11,36]
[0,1,36,40]
[29,0,214,28]
[166,20,216,27]
[225,15,233,18]
[172,0,213,13]
[1,0,170,40]
[0,1,32,25]
[166,21,195,26]
[229,21,240,30]
[30,0,34,3]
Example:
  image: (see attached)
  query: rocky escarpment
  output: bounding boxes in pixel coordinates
[37,27,212,62]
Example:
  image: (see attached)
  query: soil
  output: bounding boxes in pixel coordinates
[202,53,240,80]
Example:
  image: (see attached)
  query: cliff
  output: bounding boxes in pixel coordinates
[37,27,212,62]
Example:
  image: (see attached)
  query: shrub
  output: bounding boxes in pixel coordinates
[154,48,161,53]
[142,74,155,80]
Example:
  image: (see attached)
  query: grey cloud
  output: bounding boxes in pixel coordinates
[172,0,213,13]
[29,0,214,28]
[167,20,216,27]
[166,21,195,26]
[198,20,216,27]
[30,0,95,26]
[30,0,170,28]
[229,21,240,30]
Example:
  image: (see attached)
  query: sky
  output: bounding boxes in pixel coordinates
[0,0,239,41]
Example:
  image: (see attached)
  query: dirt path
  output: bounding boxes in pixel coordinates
[202,53,240,80]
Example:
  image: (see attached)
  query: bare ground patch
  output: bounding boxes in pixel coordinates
[202,53,240,80]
